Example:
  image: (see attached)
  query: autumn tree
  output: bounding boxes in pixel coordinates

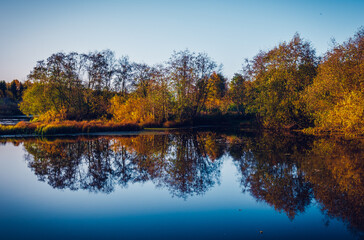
[146,65,173,122]
[130,63,155,98]
[109,62,155,124]
[81,50,116,118]
[303,28,364,136]
[114,56,133,95]
[205,72,227,113]
[20,52,85,120]
[244,34,318,128]
[168,50,217,121]
[110,64,173,124]
[81,50,116,91]
[228,73,247,114]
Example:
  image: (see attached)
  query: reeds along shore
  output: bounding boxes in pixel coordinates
[0,120,142,136]
[0,114,253,137]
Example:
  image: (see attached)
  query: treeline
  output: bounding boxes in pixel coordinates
[0,79,29,115]
[19,49,230,124]
[18,28,363,135]
[0,79,27,100]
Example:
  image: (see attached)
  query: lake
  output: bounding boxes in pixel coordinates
[0,128,363,239]
[0,115,30,125]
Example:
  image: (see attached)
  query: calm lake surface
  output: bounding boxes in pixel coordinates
[0,128,363,240]
[0,115,30,125]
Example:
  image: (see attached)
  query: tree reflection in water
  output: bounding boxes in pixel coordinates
[23,132,224,199]
[12,130,363,234]
[302,137,364,233]
[229,132,314,220]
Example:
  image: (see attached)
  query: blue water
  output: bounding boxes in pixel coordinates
[0,131,362,239]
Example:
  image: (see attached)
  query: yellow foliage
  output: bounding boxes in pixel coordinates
[317,91,364,135]
[109,95,154,124]
[303,29,364,136]
[36,108,67,123]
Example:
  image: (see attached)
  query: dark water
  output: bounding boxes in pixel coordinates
[0,129,363,239]
[0,115,30,125]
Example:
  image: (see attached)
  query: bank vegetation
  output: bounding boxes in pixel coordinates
[0,28,362,137]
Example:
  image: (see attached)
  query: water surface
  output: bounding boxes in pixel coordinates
[0,115,30,125]
[0,129,363,239]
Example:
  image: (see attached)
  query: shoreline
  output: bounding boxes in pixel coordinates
[0,115,255,138]
[0,120,142,137]
[1,119,362,139]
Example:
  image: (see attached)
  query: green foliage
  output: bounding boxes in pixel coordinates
[228,73,247,114]
[205,72,228,113]
[20,53,86,119]
[19,52,118,120]
[243,33,318,128]
[20,83,51,116]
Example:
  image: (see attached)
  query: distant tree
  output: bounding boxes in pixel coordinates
[9,79,22,100]
[0,80,6,97]
[10,80,18,99]
[18,82,24,100]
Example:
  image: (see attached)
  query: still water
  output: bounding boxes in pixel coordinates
[0,115,30,125]
[0,129,363,239]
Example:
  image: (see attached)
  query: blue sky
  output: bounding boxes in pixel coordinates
[0,0,363,81]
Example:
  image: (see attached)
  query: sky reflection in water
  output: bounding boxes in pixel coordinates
[0,130,363,239]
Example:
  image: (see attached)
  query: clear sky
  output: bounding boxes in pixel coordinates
[0,0,363,82]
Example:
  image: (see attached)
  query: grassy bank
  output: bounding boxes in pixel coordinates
[0,113,257,137]
[0,120,142,136]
